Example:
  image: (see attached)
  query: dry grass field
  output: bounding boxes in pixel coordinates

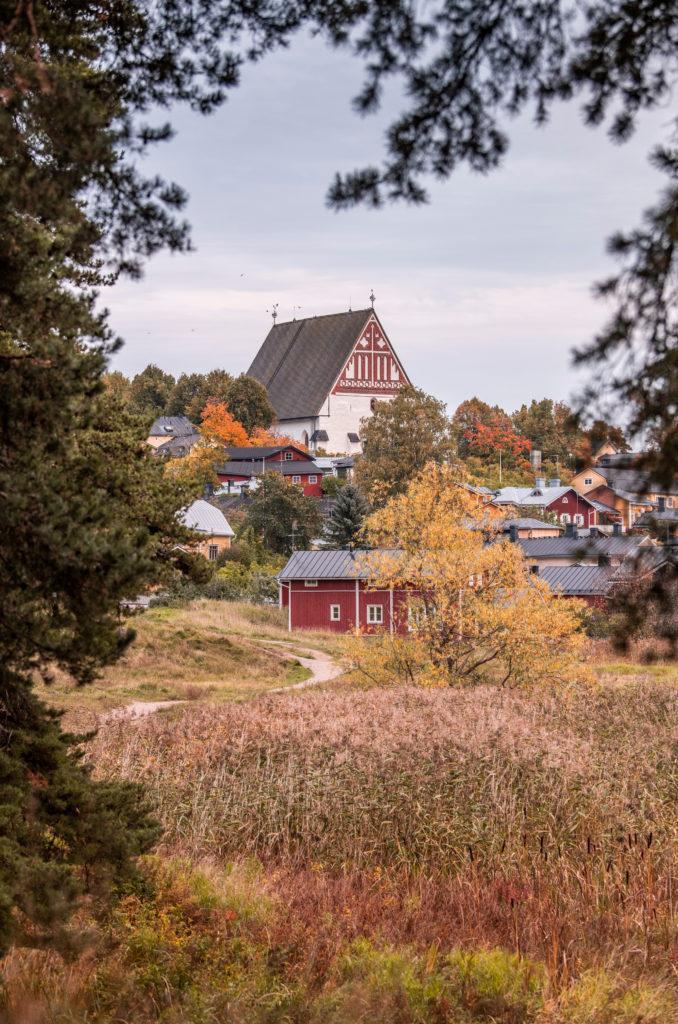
[4,600,676,1023]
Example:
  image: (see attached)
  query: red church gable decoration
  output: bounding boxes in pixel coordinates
[332,314,410,396]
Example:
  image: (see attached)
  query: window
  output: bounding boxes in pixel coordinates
[561,513,570,524]
[208,544,219,561]
[667,498,673,508]
[292,474,301,484]
[309,475,317,484]
[367,604,383,624]
[284,451,293,460]
[304,580,318,587]
[575,514,584,526]
[584,477,593,485]
[330,605,340,622]
[561,496,569,504]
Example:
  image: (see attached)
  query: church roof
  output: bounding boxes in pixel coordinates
[247,309,373,420]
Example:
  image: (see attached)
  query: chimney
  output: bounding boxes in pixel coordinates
[530,449,542,472]
[535,477,546,490]
[565,522,578,539]
[509,524,519,543]
[658,496,666,512]
[548,478,560,488]
[598,553,610,566]
[612,522,622,536]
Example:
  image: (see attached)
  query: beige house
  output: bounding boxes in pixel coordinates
[147,415,198,449]
[570,452,676,531]
[180,499,234,562]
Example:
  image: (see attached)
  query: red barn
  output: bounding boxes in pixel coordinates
[216,444,324,497]
[278,549,411,633]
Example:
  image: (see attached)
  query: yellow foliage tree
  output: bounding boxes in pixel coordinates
[164,441,223,491]
[352,463,589,689]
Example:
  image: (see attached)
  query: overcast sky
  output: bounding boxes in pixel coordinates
[107,31,670,416]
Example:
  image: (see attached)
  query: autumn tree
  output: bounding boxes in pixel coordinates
[199,400,250,448]
[355,387,453,504]
[249,426,307,450]
[351,464,588,689]
[512,399,581,463]
[245,473,322,555]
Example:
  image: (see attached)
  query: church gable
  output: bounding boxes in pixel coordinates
[332,314,410,396]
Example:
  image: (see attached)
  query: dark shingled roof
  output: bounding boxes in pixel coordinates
[247,309,374,420]
[148,415,197,437]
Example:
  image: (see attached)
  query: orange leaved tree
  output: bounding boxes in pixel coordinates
[349,462,589,689]
[249,426,307,450]
[199,400,250,448]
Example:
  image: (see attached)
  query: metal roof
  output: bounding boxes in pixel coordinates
[279,548,401,580]
[538,565,616,596]
[501,517,562,531]
[518,535,643,558]
[179,499,234,537]
[148,415,197,437]
[248,309,408,420]
[493,485,586,508]
[222,445,307,459]
[217,460,324,477]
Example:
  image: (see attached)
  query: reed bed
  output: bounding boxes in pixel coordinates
[92,682,676,973]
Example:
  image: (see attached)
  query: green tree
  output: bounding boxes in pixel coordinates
[245,474,322,555]
[324,484,370,548]
[355,387,453,504]
[128,364,176,420]
[166,372,206,419]
[512,399,582,463]
[187,370,234,422]
[224,374,276,435]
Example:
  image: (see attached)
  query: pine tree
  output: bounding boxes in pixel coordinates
[324,484,370,549]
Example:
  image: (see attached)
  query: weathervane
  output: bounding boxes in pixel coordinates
[292,305,302,321]
[267,302,279,325]
[369,289,376,308]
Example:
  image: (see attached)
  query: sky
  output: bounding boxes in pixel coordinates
[107,30,670,416]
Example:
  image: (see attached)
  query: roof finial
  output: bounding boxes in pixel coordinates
[267,302,279,325]
[369,289,375,308]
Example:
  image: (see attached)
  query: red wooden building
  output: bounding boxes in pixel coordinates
[278,549,411,633]
[216,444,325,498]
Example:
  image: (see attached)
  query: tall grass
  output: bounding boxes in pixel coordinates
[92,681,676,977]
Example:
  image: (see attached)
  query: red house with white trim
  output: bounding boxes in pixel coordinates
[278,549,411,633]
[216,445,325,498]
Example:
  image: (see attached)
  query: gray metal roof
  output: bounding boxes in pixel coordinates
[518,535,643,558]
[279,548,400,580]
[179,499,234,537]
[248,309,408,420]
[501,517,562,531]
[149,415,197,437]
[595,464,678,496]
[538,565,616,596]
[493,485,588,508]
[154,433,202,457]
[222,445,307,459]
[216,460,324,477]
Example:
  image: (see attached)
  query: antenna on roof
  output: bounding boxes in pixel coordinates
[267,302,279,325]
[369,289,376,308]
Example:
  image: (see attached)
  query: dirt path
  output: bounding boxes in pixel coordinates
[256,640,344,691]
[101,699,186,721]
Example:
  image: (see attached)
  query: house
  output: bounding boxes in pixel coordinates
[147,415,198,449]
[153,432,202,459]
[512,524,651,568]
[179,499,234,561]
[215,444,325,497]
[248,307,412,455]
[278,549,411,633]
[492,478,602,527]
[570,451,677,530]
[499,517,563,539]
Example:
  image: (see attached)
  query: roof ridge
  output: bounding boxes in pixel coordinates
[272,308,371,328]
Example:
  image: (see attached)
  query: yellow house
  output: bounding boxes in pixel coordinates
[180,499,234,562]
[570,452,676,531]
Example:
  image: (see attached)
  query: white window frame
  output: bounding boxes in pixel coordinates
[575,514,584,526]
[284,451,293,461]
[561,496,568,504]
[308,475,317,484]
[292,474,301,484]
[561,513,571,524]
[208,544,219,561]
[330,604,340,621]
[367,604,384,625]
[304,580,318,588]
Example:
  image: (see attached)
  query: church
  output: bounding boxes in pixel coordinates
[247,306,411,455]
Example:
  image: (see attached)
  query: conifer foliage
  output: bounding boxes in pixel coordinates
[324,484,370,549]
